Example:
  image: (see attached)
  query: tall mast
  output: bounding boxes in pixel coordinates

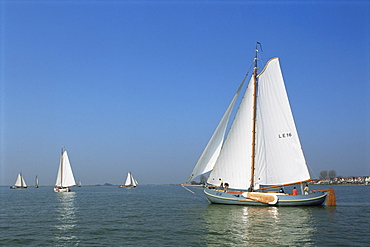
[60,147,64,188]
[249,42,260,191]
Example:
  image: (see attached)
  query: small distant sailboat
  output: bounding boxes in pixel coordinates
[183,43,336,206]
[35,175,39,188]
[78,180,82,187]
[54,147,76,192]
[119,172,138,188]
[10,173,28,189]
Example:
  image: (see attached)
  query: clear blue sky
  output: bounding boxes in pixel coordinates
[1,0,369,186]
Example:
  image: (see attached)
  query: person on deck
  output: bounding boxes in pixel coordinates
[304,184,309,195]
[218,178,223,189]
[224,183,229,192]
[279,188,285,193]
[292,187,298,195]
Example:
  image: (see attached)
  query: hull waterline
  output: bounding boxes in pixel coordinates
[10,186,27,189]
[54,187,71,192]
[119,185,136,188]
[204,187,328,206]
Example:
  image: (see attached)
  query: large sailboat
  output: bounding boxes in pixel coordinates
[10,173,28,189]
[54,148,76,192]
[119,172,138,188]
[184,43,336,206]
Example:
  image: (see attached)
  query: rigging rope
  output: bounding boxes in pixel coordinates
[181,185,209,202]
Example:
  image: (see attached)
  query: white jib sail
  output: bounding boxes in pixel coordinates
[132,176,138,186]
[187,81,244,183]
[207,76,255,190]
[255,58,310,186]
[21,175,27,187]
[55,151,76,187]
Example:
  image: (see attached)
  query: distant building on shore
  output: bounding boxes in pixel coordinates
[315,176,370,185]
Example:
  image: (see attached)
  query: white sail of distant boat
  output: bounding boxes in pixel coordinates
[10,173,28,189]
[54,148,76,192]
[119,172,138,188]
[183,43,336,206]
[35,175,39,188]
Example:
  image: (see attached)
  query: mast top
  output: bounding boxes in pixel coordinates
[254,42,262,70]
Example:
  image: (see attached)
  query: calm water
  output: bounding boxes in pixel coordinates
[1,185,369,246]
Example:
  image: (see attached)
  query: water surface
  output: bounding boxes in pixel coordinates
[1,185,369,246]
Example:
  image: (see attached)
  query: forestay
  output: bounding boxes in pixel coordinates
[186,81,245,183]
[207,76,255,189]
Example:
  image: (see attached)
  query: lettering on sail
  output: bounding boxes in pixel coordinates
[278,133,292,138]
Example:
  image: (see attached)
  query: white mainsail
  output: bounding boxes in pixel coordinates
[187,81,245,183]
[125,172,138,186]
[55,150,76,188]
[255,58,310,186]
[207,57,310,190]
[14,173,27,187]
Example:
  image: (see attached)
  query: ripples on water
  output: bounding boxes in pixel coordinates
[1,185,369,246]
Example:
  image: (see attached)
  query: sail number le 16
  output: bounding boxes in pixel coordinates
[278,133,292,138]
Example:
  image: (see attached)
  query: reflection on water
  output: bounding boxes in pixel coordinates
[54,192,79,245]
[204,205,317,246]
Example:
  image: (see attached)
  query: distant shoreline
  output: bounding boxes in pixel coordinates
[1,184,182,188]
[2,183,369,188]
